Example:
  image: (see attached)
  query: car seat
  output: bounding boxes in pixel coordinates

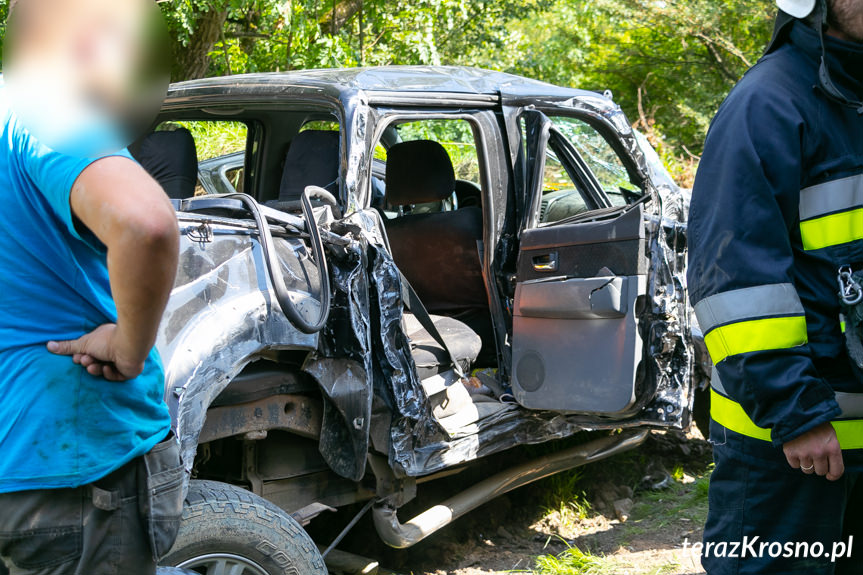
[279,130,340,203]
[385,140,495,364]
[130,128,198,200]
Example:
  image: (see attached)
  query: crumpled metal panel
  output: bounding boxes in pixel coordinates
[636,177,694,428]
[341,91,371,216]
[305,358,370,481]
[325,210,450,474]
[365,243,450,472]
[302,210,451,478]
[157,217,320,484]
[303,225,374,481]
[357,182,692,479]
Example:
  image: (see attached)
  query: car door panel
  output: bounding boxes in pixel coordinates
[512,281,644,414]
[516,275,630,320]
[512,204,647,415]
[516,205,646,281]
[501,98,691,425]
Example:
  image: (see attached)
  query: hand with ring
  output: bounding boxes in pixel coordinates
[782,422,844,480]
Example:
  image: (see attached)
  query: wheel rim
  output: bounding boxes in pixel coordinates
[176,553,269,575]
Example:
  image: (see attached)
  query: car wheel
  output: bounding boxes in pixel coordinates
[162,480,327,575]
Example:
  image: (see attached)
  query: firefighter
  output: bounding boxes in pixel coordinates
[687,0,863,573]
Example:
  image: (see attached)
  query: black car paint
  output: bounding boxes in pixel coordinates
[156,66,693,503]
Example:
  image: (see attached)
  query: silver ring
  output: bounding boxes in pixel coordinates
[801,464,814,471]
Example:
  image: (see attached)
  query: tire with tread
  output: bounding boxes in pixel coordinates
[162,480,327,575]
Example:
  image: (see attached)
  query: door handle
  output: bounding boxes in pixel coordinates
[532,251,559,272]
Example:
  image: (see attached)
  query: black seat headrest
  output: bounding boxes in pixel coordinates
[279,130,340,202]
[131,128,198,200]
[386,140,455,206]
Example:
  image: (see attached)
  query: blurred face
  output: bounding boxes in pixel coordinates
[4,0,169,157]
[828,0,863,42]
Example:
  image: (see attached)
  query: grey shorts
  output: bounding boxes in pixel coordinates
[0,435,183,575]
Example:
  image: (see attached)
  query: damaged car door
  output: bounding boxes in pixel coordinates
[510,109,656,417]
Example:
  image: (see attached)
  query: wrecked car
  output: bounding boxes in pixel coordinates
[145,66,694,575]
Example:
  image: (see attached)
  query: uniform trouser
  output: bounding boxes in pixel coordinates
[703,420,863,575]
[0,435,183,575]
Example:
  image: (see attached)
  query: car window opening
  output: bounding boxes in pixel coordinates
[133,120,250,199]
[375,117,496,368]
[551,116,643,207]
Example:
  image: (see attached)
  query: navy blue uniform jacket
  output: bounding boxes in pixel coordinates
[687,20,863,468]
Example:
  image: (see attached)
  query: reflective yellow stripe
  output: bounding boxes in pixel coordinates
[703,316,808,364]
[710,388,772,441]
[711,389,863,449]
[800,207,863,251]
[834,421,863,449]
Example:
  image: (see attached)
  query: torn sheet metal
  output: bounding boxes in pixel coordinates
[353,180,693,479]
[635,176,694,429]
[157,216,321,485]
[298,210,436,483]
[305,358,371,482]
[365,242,450,473]
[304,225,374,481]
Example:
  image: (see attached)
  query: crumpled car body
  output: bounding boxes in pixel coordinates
[152,66,694,550]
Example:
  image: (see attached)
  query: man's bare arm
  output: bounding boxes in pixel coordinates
[47,156,178,381]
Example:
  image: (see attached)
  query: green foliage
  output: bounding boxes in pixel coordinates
[533,542,606,575]
[167,120,248,160]
[541,469,593,528]
[0,0,778,180]
[0,1,8,63]
[632,467,711,528]
[694,464,713,500]
[470,0,775,180]
[530,461,713,575]
[163,0,550,78]
[156,0,775,180]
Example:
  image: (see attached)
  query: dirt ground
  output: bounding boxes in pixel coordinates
[327,428,714,575]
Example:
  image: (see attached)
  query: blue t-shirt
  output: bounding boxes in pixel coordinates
[0,88,171,492]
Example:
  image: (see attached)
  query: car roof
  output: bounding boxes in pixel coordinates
[165,65,601,108]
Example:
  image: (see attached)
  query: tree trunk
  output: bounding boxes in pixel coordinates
[171,6,230,81]
[319,0,364,34]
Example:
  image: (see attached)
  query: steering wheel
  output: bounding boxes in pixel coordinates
[266,185,342,218]
[454,179,482,208]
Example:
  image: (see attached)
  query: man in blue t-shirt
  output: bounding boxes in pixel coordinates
[0,99,181,573]
[0,56,181,575]
[0,0,182,572]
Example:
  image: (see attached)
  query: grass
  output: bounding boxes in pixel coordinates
[653,563,683,574]
[532,543,606,575]
[542,469,594,529]
[528,452,713,575]
[530,543,683,575]
[631,467,711,528]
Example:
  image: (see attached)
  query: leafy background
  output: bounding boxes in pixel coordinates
[0,0,778,184]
